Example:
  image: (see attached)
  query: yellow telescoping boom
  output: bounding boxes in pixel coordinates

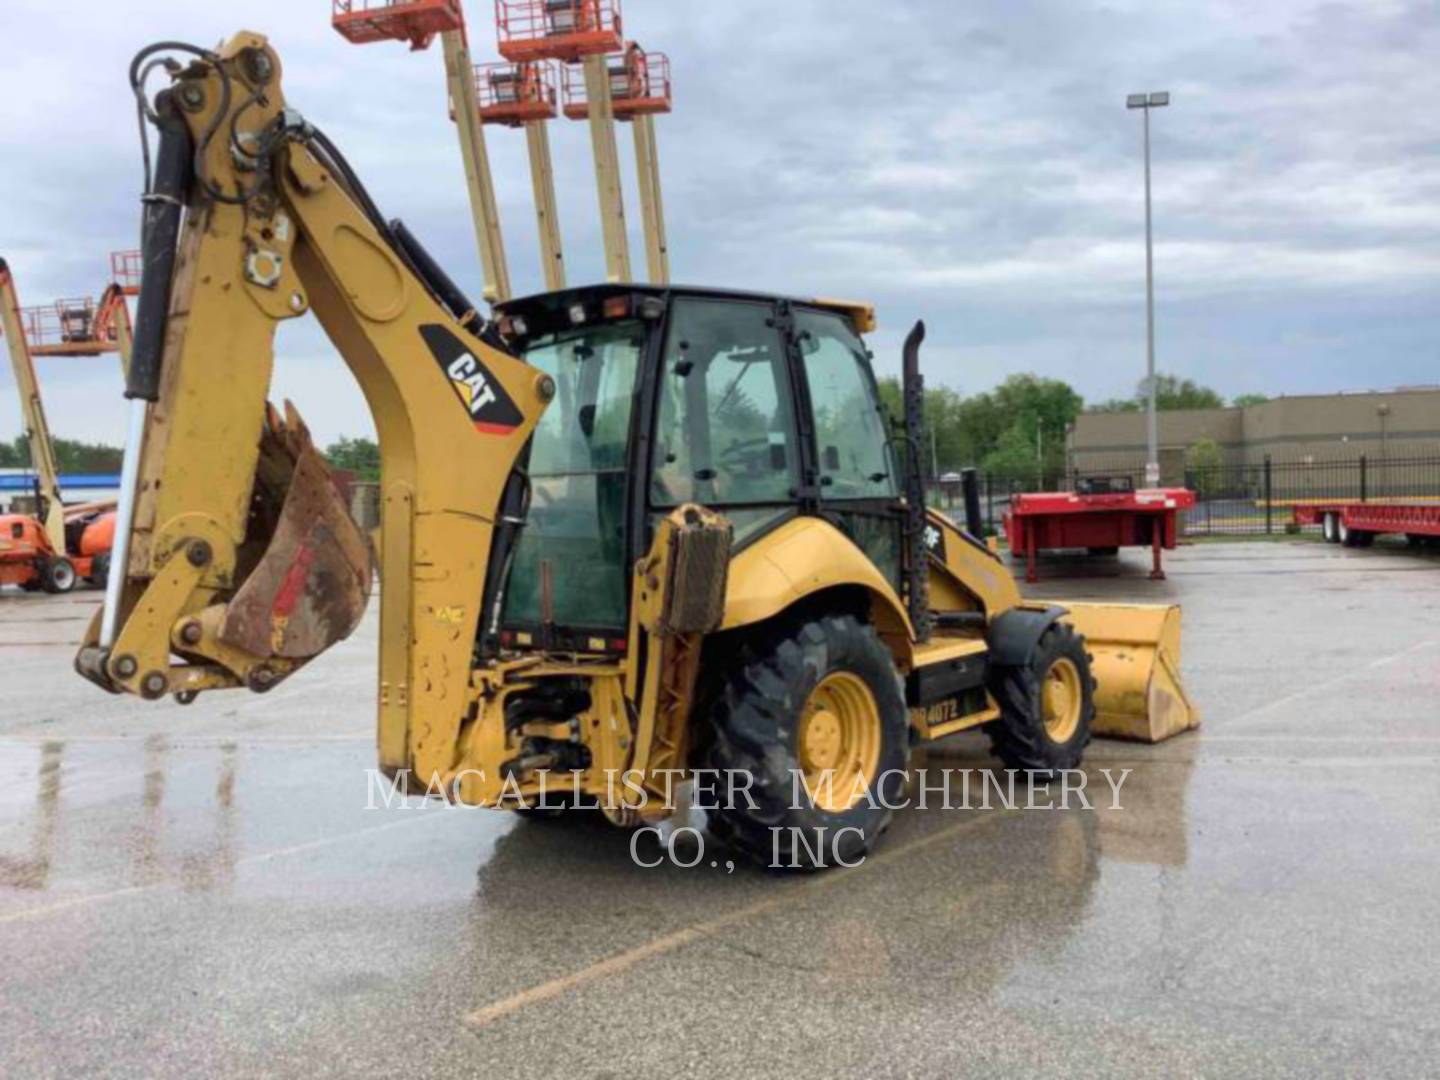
[0,260,66,551]
[79,33,1194,868]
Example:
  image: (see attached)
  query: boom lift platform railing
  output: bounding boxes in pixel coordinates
[332,0,465,51]
[17,251,139,360]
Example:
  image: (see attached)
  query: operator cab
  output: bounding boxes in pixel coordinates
[492,285,900,655]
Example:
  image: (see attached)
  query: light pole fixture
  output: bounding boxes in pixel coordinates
[1127,90,1169,487]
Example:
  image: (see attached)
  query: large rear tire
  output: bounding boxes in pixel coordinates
[705,614,909,870]
[41,557,76,594]
[986,623,1094,777]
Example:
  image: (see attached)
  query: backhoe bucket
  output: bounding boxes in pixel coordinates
[1062,603,1198,743]
[217,403,373,660]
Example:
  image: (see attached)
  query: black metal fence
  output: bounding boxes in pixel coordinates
[927,453,1440,539]
[1183,454,1440,536]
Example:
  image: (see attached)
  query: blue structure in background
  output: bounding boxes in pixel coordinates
[0,472,120,491]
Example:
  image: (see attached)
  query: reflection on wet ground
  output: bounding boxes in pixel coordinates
[2,541,1440,1076]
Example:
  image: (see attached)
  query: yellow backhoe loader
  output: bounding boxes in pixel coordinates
[76,33,1195,868]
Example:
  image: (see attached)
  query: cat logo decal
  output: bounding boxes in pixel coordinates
[419,324,524,435]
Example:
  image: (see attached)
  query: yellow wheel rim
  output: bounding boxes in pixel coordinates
[1041,657,1083,743]
[798,672,882,812]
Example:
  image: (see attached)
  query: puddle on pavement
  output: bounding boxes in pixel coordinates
[0,728,1200,968]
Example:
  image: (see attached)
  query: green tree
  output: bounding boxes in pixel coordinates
[52,437,123,472]
[324,436,380,481]
[1231,393,1269,407]
[875,378,969,474]
[1144,373,1225,411]
[877,372,1082,478]
[1090,397,1141,413]
[1185,436,1224,496]
[0,435,122,472]
[1094,375,1224,412]
[982,419,1042,479]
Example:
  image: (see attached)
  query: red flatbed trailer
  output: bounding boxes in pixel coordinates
[1292,501,1440,548]
[1004,487,1196,583]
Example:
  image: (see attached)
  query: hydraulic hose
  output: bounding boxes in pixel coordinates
[127,90,191,402]
[389,218,485,337]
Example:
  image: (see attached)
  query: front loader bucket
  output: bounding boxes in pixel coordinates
[217,402,373,661]
[1062,603,1198,743]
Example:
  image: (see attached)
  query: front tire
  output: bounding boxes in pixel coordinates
[41,557,76,594]
[705,614,909,870]
[987,622,1094,776]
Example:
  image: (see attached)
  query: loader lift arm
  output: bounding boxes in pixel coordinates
[77,33,552,784]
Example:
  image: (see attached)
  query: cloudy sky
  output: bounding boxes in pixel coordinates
[1,0,1437,448]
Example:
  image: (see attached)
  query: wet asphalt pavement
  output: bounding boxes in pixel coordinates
[2,539,1438,1077]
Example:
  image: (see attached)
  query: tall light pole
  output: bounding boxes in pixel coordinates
[1127,90,1169,487]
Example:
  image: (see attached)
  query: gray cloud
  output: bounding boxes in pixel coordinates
[1,0,1436,448]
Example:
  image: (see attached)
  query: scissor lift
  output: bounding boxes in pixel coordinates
[562,43,671,282]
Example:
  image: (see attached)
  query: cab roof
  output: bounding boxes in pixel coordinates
[495,283,877,335]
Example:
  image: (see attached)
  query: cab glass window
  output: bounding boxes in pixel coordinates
[795,308,897,501]
[651,299,797,508]
[503,321,642,630]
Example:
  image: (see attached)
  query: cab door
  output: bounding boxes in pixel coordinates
[647,296,802,546]
[792,306,903,589]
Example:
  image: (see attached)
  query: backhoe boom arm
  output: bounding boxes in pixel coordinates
[78,33,552,784]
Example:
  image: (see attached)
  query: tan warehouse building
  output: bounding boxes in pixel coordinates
[1068,386,1440,480]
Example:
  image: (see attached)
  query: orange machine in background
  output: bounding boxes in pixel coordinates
[0,254,131,593]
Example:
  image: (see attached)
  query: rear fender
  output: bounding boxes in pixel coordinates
[720,516,914,666]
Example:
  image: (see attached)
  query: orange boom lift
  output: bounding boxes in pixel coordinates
[497,0,632,281]
[0,253,136,592]
[333,0,512,300]
[561,40,671,282]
